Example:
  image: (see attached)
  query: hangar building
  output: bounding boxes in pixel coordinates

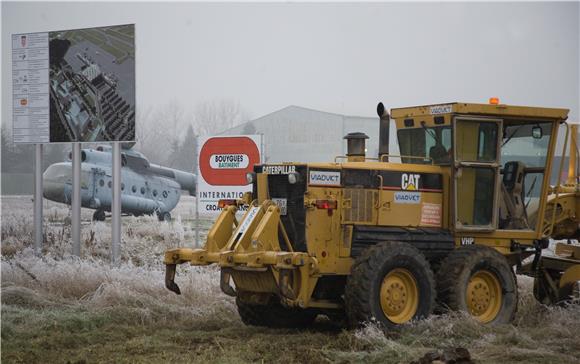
[220,105,397,163]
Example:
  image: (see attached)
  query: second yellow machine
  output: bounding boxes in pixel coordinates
[165,101,580,329]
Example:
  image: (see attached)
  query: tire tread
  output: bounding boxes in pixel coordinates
[345,241,436,329]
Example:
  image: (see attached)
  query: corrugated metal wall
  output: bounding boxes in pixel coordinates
[222,106,380,163]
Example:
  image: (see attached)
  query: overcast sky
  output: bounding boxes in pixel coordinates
[2,1,579,128]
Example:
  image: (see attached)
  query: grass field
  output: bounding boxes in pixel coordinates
[1,196,579,363]
[51,27,134,63]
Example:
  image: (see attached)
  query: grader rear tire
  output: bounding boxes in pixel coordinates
[436,245,517,324]
[236,297,317,328]
[345,241,436,330]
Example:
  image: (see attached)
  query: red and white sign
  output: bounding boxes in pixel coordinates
[197,135,262,215]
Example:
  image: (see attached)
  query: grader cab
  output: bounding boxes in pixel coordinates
[165,101,580,329]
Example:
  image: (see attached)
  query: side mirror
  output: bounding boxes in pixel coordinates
[532,125,543,139]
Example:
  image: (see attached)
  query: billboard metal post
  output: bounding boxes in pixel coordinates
[195,167,200,248]
[34,144,43,255]
[111,142,122,264]
[71,143,81,256]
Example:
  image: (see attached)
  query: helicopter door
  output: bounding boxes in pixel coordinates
[90,168,98,196]
[453,117,502,231]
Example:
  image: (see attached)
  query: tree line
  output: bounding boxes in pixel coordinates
[1,99,251,176]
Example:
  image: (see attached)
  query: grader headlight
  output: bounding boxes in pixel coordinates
[218,199,237,208]
[288,172,300,184]
[246,172,255,184]
[315,199,337,210]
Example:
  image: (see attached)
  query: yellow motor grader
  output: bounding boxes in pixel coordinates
[165,101,580,329]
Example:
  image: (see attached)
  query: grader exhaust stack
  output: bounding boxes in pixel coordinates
[567,124,579,185]
[377,102,390,161]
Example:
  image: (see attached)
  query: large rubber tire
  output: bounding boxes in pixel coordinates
[344,241,436,330]
[236,297,317,328]
[436,245,517,324]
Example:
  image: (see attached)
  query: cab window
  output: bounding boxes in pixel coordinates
[456,121,498,162]
[397,126,452,165]
[499,121,553,230]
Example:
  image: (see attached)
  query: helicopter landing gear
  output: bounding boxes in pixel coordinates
[158,211,171,222]
[93,209,106,221]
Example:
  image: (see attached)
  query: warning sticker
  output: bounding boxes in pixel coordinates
[420,203,442,226]
[237,206,261,240]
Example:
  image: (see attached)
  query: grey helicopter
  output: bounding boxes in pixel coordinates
[43,145,196,221]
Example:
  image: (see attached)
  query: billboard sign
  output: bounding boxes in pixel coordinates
[197,135,262,215]
[12,24,135,143]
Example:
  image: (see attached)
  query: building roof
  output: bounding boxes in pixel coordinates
[81,64,102,82]
[219,105,376,135]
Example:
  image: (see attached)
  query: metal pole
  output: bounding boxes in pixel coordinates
[195,195,200,248]
[71,143,81,256]
[568,124,578,185]
[111,141,122,264]
[195,141,200,248]
[34,144,43,255]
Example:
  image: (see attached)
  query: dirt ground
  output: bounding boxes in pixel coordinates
[1,195,579,364]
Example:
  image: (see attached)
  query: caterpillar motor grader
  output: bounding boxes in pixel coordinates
[164,101,580,329]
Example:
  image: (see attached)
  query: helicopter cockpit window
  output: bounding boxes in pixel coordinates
[499,121,553,230]
[43,164,71,184]
[398,126,452,165]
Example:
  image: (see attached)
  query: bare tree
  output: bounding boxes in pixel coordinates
[169,124,197,172]
[134,106,164,164]
[132,99,250,171]
[134,101,193,165]
[194,99,251,136]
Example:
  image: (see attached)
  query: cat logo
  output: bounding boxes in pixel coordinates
[401,173,420,191]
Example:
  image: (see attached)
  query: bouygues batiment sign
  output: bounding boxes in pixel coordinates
[197,135,262,214]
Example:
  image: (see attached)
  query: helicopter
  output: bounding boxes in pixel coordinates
[43,145,196,221]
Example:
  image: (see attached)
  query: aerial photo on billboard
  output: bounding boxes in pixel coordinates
[12,24,135,143]
[48,24,135,142]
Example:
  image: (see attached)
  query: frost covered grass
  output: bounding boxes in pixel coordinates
[2,196,580,363]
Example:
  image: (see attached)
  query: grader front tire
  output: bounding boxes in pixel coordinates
[436,245,518,324]
[236,297,317,328]
[345,241,436,330]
